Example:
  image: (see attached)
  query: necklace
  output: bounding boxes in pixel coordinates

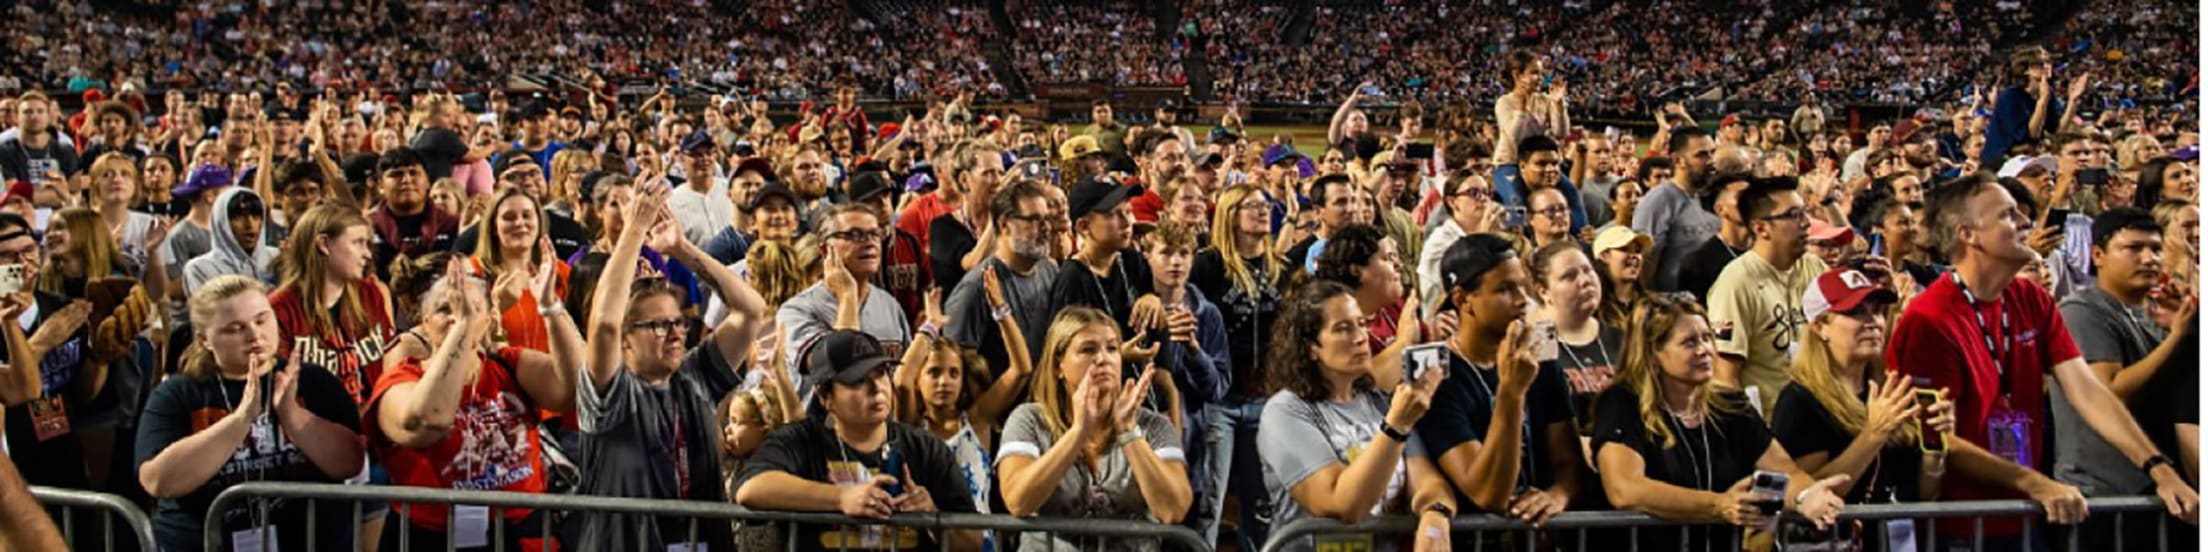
[1557,323,1611,371]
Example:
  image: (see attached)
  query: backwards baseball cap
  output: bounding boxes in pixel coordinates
[1801,267,1898,320]
[1209,127,1242,145]
[732,140,758,157]
[1440,233,1519,292]
[1066,177,1144,219]
[1997,155,2058,179]
[804,330,898,389]
[1059,135,1105,161]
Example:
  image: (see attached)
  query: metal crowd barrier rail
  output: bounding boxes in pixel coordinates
[1262,496,2177,552]
[29,486,157,552]
[206,481,1210,552]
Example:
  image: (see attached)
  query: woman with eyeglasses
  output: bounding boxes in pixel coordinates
[571,176,770,549]
[467,187,572,352]
[1526,187,1576,249]
[1592,294,1847,552]
[1260,280,1454,552]
[997,307,1192,551]
[368,254,582,550]
[1185,182,1290,549]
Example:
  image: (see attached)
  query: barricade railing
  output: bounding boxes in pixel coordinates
[29,485,157,552]
[1262,496,2177,552]
[205,481,1210,552]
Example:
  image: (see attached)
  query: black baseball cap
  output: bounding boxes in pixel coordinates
[846,170,895,203]
[748,182,800,211]
[1065,177,1143,219]
[804,330,897,388]
[1440,233,1518,292]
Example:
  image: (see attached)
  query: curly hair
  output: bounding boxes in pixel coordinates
[1312,223,1389,289]
[1267,280,1367,401]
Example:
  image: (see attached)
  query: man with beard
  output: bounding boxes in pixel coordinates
[1632,127,1721,293]
[508,102,569,178]
[1129,130,1192,226]
[0,92,80,201]
[943,180,1060,376]
[1154,100,1195,153]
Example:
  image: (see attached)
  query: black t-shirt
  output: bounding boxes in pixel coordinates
[1,291,91,488]
[132,361,362,552]
[1413,352,1576,510]
[408,127,469,180]
[1590,385,1769,552]
[927,215,978,294]
[738,417,978,552]
[0,134,81,183]
[1557,324,1623,436]
[1769,384,1921,504]
[453,211,591,262]
[1284,237,1318,278]
[1676,236,1743,302]
[1190,249,1284,398]
[1048,250,1154,329]
[2132,319,2198,465]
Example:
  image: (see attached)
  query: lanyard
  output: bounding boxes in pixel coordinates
[1449,349,1537,491]
[1950,272,2013,398]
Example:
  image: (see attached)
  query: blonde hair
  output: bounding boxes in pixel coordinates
[180,275,267,381]
[273,205,375,342]
[743,239,808,307]
[2118,134,2162,172]
[1615,294,1747,448]
[1209,184,1285,297]
[1029,307,1119,437]
[472,187,548,276]
[1788,313,1918,445]
[88,153,140,205]
[40,208,124,294]
[549,149,597,205]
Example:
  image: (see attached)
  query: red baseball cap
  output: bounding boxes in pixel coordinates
[1807,218,1856,246]
[1801,268,1898,320]
[1,181,32,206]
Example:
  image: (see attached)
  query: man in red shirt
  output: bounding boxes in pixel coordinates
[1888,174,2198,547]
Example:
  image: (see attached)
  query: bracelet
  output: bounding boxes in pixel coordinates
[1795,489,1816,507]
[990,305,1012,322]
[538,302,567,318]
[1113,427,1145,451]
[916,322,940,340]
[1423,502,1456,519]
[1380,423,1411,442]
[2142,454,2175,476]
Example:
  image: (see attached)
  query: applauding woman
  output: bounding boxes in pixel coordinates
[368,257,582,549]
[997,307,1193,551]
[134,276,365,551]
[1260,280,1454,552]
[470,187,572,352]
[1591,293,1846,552]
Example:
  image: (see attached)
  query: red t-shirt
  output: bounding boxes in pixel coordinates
[368,347,547,531]
[467,259,573,353]
[1886,273,2080,536]
[897,192,956,253]
[270,281,397,406]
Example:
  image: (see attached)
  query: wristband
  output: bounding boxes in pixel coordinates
[1423,502,1456,519]
[990,305,1013,322]
[1796,489,1816,507]
[917,322,941,340]
[2142,454,2175,476]
[1114,427,1144,451]
[1381,423,1411,442]
[538,302,567,318]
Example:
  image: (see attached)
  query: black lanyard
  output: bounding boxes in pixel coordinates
[1951,272,2013,398]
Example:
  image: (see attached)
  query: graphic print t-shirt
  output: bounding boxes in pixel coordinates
[369,347,547,530]
[133,361,361,551]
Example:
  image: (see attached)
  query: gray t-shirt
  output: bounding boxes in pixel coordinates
[159,220,213,325]
[944,257,1058,376]
[2052,286,2164,495]
[1631,181,1719,292]
[995,403,1183,552]
[1259,389,1424,552]
[776,282,910,390]
[572,343,742,548]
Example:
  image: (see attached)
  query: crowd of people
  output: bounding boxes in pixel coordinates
[1008,1,1184,88]
[0,11,2199,552]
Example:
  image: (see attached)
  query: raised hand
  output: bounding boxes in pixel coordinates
[921,288,947,329]
[1862,373,1921,443]
[981,266,1009,311]
[1384,359,1445,430]
[1111,365,1157,433]
[823,240,859,300]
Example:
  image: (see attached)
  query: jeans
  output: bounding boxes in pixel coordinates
[1203,394,1271,551]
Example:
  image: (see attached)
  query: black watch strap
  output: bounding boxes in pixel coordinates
[2142,454,2175,475]
[1381,423,1412,442]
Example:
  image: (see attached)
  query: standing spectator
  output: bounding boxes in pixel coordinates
[1141,221,1230,537]
[1532,241,1622,435]
[1493,52,1570,183]
[996,308,1192,551]
[407,97,483,182]
[1418,172,1500,317]
[1633,128,1720,293]
[467,188,573,352]
[1674,175,1755,302]
[2052,208,2199,545]
[1890,175,2198,548]
[572,181,768,549]
[1497,137,1589,232]
[0,92,80,192]
[1259,280,1454,552]
[181,189,275,295]
[668,132,733,247]
[509,103,568,178]
[895,270,1035,552]
[367,149,461,280]
[737,329,983,552]
[1084,101,1129,157]
[1981,47,2091,168]
[1591,294,1847,551]
[1421,235,1588,530]
[944,181,1060,382]
[1187,183,1288,550]
[1707,177,1826,414]
[927,141,1005,291]
[779,204,911,388]
[1050,178,1154,329]
[134,276,365,552]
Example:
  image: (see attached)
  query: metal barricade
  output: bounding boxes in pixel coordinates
[29,486,157,552]
[1262,496,2178,552]
[206,482,1210,552]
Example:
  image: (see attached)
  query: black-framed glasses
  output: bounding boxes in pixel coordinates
[1002,213,1055,227]
[627,318,692,337]
[828,229,885,242]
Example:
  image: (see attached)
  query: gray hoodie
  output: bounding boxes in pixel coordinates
[182,187,278,296]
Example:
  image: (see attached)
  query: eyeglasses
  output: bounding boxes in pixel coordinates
[627,318,693,337]
[1002,214,1055,227]
[828,229,885,242]
[0,247,35,264]
[1761,209,1810,223]
[1533,206,1570,219]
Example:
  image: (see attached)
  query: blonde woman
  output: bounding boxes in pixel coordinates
[1188,182,1287,550]
[997,307,1192,551]
[1591,294,1846,551]
[134,276,365,551]
[86,153,165,276]
[547,149,598,215]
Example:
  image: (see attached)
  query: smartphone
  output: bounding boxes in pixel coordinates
[1403,343,1447,382]
[1502,206,1529,230]
[2077,168,2109,187]
[1914,382,1948,454]
[879,445,906,497]
[1750,470,1790,515]
[1406,143,1435,160]
[0,265,24,296]
[1531,320,1559,363]
[2044,208,2072,235]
